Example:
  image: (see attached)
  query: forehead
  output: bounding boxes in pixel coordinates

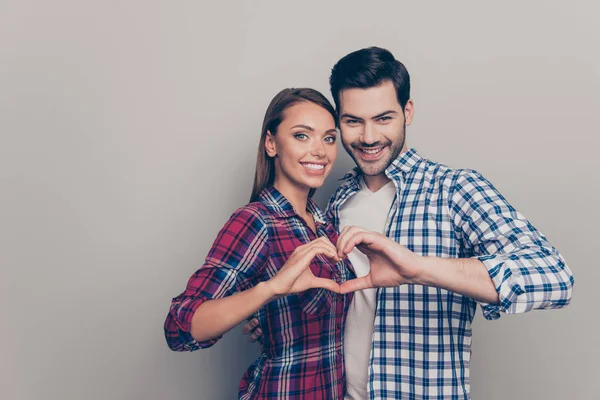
[339,81,401,117]
[280,101,335,128]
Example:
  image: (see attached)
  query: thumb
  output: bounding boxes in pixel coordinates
[311,277,341,293]
[339,276,374,294]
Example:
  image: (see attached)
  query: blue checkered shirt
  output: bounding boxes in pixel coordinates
[326,148,574,399]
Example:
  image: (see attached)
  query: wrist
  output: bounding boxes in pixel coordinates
[260,280,283,302]
[409,254,435,286]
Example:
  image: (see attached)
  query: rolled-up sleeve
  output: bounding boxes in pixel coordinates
[164,207,270,351]
[449,170,574,320]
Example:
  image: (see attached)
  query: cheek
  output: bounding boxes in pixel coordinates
[342,126,364,145]
[382,122,404,138]
[327,145,338,163]
[340,132,354,147]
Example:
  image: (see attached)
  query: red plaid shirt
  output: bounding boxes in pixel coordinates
[165,186,355,399]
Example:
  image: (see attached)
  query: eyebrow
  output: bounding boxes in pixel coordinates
[290,124,314,131]
[372,110,398,119]
[290,125,337,134]
[340,110,398,121]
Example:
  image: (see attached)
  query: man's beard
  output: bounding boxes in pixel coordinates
[344,121,406,176]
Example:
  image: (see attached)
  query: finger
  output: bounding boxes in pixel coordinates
[306,236,337,255]
[302,242,337,257]
[338,226,368,257]
[344,229,385,256]
[342,232,369,255]
[241,318,259,335]
[318,236,339,254]
[249,328,262,343]
[339,276,374,294]
[336,225,352,258]
[311,277,341,293]
[293,245,342,273]
[339,225,351,238]
[298,245,338,267]
[315,237,341,262]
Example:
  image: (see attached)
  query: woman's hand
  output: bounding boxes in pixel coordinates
[266,236,342,298]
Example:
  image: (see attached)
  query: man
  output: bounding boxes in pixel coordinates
[244,47,574,399]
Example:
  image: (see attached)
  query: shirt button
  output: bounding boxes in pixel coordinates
[337,323,342,329]
[337,349,342,355]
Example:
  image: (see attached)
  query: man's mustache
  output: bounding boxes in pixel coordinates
[351,141,391,148]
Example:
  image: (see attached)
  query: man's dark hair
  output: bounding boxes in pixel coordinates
[329,46,411,112]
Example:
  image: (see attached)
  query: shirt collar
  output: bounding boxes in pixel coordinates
[258,186,326,224]
[386,147,423,176]
[341,147,423,183]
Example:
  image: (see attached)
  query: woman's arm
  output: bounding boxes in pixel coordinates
[190,236,341,342]
[165,205,340,351]
[164,207,271,351]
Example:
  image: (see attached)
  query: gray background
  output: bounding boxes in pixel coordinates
[1,1,598,399]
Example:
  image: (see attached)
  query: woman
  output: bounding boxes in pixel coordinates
[164,88,355,399]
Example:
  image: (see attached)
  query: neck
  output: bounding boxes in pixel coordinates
[363,174,392,192]
[273,181,310,217]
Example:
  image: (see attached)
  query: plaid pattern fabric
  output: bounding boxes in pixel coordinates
[327,148,574,399]
[165,186,355,399]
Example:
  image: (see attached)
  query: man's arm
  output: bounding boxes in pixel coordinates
[338,169,574,319]
[419,256,499,304]
[448,169,574,319]
[336,226,499,304]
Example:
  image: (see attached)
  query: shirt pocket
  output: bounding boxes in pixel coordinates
[298,257,336,316]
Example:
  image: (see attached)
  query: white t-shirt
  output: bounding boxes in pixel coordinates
[340,178,396,400]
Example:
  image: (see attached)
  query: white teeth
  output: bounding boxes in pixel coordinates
[302,163,325,170]
[361,148,382,154]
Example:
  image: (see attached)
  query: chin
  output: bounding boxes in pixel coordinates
[354,161,384,176]
[302,177,327,189]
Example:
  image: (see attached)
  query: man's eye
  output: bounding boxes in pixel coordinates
[294,133,308,140]
[345,119,359,125]
[378,116,392,122]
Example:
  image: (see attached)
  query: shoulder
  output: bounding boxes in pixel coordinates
[327,172,358,209]
[413,156,498,204]
[417,156,489,192]
[223,202,272,233]
[232,201,268,218]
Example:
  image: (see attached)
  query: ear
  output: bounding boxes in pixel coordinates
[265,130,277,157]
[403,99,415,126]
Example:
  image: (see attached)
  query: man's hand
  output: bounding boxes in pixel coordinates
[336,226,423,294]
[242,318,262,343]
[336,226,500,304]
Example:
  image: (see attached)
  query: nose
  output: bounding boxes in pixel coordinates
[360,122,378,145]
[310,138,326,158]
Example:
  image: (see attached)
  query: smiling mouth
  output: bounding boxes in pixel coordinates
[300,162,326,171]
[355,146,387,161]
[359,148,384,155]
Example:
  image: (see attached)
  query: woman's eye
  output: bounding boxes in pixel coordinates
[324,136,336,144]
[294,133,308,140]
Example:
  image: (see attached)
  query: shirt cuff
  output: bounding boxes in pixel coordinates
[171,297,221,350]
[473,254,518,320]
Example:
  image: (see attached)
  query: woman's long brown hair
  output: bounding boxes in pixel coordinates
[249,88,336,203]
